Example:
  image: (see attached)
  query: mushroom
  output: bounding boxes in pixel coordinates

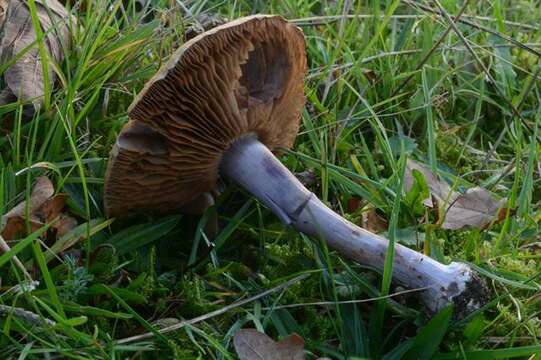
[104,15,487,317]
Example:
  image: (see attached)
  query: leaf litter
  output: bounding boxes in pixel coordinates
[233,329,306,360]
[1,176,77,240]
[404,159,507,230]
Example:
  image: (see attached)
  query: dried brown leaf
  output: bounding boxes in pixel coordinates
[233,329,305,360]
[4,176,54,219]
[36,193,67,222]
[404,159,456,207]
[347,197,362,213]
[361,205,388,233]
[1,176,54,239]
[1,217,25,240]
[1,176,77,239]
[54,213,77,237]
[0,0,72,111]
[443,187,506,230]
[404,160,506,230]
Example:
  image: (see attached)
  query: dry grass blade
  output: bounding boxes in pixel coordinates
[261,286,428,310]
[0,234,32,281]
[0,304,55,326]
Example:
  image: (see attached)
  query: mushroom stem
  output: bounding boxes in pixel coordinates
[220,135,486,316]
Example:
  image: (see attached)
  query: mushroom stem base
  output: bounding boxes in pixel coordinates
[220,135,487,316]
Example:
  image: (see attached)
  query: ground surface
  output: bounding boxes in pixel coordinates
[1,0,541,359]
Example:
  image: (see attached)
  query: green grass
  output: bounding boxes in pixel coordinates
[1,0,541,358]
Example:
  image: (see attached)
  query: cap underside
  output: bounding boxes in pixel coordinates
[104,15,307,217]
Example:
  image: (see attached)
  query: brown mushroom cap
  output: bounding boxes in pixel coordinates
[104,15,307,217]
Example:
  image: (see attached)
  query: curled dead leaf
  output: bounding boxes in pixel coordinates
[1,176,77,240]
[0,0,73,112]
[233,328,305,360]
[1,176,55,239]
[54,213,78,237]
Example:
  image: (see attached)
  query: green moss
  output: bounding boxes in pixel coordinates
[497,256,538,277]
[176,275,216,317]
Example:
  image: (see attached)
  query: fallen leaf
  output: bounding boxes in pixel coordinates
[361,204,388,233]
[0,0,72,112]
[347,196,362,213]
[443,187,507,230]
[1,176,55,239]
[54,213,78,237]
[519,242,541,253]
[1,176,77,240]
[233,328,305,360]
[6,176,55,215]
[404,160,506,230]
[45,218,113,263]
[404,160,457,208]
[36,193,67,222]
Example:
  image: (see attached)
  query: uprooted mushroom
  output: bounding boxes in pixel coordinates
[103,15,487,317]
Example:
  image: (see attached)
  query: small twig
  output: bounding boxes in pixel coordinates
[0,304,56,327]
[0,235,33,282]
[115,273,310,344]
[482,336,541,345]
